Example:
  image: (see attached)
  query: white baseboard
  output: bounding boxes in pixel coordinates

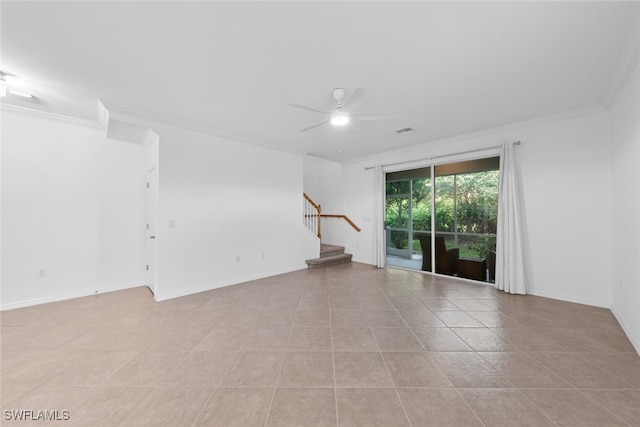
[0,282,146,311]
[153,264,307,302]
[611,306,640,356]
[527,289,610,309]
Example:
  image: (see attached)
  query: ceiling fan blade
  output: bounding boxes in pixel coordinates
[344,87,366,109]
[350,112,394,121]
[300,118,330,132]
[287,103,331,114]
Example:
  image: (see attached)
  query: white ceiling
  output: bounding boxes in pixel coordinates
[1,1,638,162]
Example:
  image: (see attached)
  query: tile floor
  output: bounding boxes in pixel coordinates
[1,263,639,426]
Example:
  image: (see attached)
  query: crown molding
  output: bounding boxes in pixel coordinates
[602,12,640,109]
[344,105,606,166]
[101,100,304,157]
[0,100,108,129]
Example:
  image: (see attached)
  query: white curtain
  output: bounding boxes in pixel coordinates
[373,165,386,268]
[496,142,528,294]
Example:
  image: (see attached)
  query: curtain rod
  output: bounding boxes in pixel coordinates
[364,141,521,170]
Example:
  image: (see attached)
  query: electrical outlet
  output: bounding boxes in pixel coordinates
[37,269,47,278]
[236,256,240,263]
[261,253,265,260]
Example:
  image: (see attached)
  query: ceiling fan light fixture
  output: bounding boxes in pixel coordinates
[330,110,350,126]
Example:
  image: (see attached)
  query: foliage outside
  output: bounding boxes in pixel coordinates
[386,170,499,258]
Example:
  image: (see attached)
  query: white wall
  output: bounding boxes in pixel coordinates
[123,121,319,301]
[339,108,613,308]
[1,109,147,309]
[610,60,640,352]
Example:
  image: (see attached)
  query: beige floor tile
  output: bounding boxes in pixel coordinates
[2,264,639,425]
[431,352,513,388]
[365,310,407,327]
[397,388,483,426]
[1,350,85,386]
[161,351,236,387]
[332,327,378,351]
[219,351,284,387]
[288,327,332,351]
[582,389,640,426]
[193,325,251,351]
[265,296,301,311]
[64,386,153,426]
[278,351,334,386]
[493,328,564,351]
[478,351,572,388]
[293,310,330,327]
[521,389,629,426]
[103,351,187,386]
[329,295,362,310]
[398,309,447,328]
[531,327,611,352]
[120,387,213,426]
[240,328,291,351]
[0,385,35,408]
[578,352,640,387]
[434,311,486,328]
[357,296,396,311]
[467,311,525,328]
[451,327,512,352]
[460,389,555,426]
[266,388,336,427]
[297,296,330,311]
[578,328,637,352]
[218,308,262,327]
[448,298,495,311]
[371,327,424,351]
[144,325,213,352]
[255,311,296,329]
[42,350,139,386]
[382,352,452,387]
[334,352,393,387]
[528,351,635,388]
[388,295,426,311]
[412,327,473,351]
[330,310,368,328]
[1,386,91,425]
[336,388,410,427]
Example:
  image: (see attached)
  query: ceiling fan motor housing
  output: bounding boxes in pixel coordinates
[332,87,347,102]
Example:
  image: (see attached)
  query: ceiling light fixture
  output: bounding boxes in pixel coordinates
[330,110,350,126]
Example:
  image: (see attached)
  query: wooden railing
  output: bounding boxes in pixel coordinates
[320,214,362,232]
[303,193,321,238]
[303,193,361,238]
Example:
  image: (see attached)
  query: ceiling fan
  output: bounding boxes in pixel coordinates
[288,87,392,133]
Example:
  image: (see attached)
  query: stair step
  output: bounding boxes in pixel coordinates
[306,253,353,269]
[320,244,345,258]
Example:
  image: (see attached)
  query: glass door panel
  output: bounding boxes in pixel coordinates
[386,180,411,259]
[434,159,499,281]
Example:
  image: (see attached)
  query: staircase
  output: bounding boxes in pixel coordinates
[306,244,353,269]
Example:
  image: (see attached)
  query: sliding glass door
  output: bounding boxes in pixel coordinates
[385,168,431,269]
[386,157,499,282]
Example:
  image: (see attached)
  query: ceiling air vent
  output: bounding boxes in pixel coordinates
[395,127,414,134]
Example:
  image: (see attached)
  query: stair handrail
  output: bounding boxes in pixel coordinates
[303,193,322,238]
[320,214,362,232]
[303,193,361,238]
